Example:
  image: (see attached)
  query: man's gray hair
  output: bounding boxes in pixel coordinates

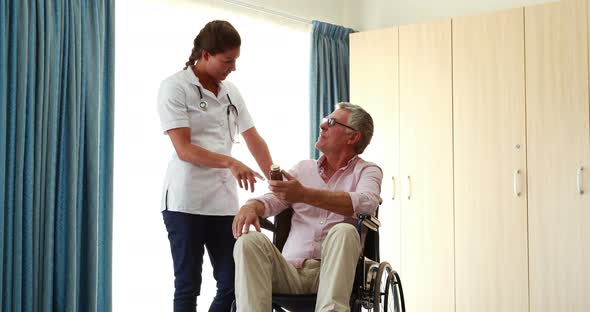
[335,102,374,154]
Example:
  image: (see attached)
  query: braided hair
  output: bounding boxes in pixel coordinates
[183,20,241,70]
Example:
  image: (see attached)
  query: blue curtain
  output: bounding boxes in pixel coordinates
[0,0,114,311]
[309,20,355,159]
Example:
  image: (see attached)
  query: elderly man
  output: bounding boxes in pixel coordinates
[232,102,382,312]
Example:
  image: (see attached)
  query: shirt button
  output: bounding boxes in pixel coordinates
[319,221,324,224]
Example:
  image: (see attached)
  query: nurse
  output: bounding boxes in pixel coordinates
[157,20,273,312]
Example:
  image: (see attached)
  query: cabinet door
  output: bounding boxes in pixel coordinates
[525,0,590,310]
[452,8,528,312]
[350,28,400,268]
[398,20,454,312]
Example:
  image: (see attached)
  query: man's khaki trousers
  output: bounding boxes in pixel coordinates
[233,223,362,312]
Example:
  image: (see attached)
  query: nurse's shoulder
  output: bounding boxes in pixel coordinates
[158,69,195,105]
[160,69,193,92]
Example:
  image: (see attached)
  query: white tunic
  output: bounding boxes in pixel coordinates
[157,68,254,215]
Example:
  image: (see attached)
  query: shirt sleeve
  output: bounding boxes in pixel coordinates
[256,193,290,218]
[348,164,383,217]
[157,79,189,134]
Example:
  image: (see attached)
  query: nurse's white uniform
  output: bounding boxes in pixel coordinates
[157,68,254,216]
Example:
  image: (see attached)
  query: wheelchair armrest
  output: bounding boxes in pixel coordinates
[357,214,381,233]
[258,217,276,232]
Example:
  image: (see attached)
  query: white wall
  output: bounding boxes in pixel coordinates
[235,0,557,30]
[220,0,360,28]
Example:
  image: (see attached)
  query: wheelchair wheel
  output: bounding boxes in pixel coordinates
[361,262,380,310]
[372,262,405,312]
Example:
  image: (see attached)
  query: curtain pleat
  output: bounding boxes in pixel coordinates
[1,1,114,311]
[309,20,355,159]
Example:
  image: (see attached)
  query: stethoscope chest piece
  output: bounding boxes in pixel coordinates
[196,85,209,111]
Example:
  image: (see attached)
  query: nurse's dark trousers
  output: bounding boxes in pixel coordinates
[163,210,236,312]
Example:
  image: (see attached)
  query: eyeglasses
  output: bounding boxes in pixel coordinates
[322,117,357,131]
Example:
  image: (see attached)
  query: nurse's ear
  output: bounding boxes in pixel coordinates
[201,50,212,61]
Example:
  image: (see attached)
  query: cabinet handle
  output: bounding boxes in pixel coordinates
[513,169,521,197]
[578,167,584,195]
[407,176,412,200]
[392,176,396,200]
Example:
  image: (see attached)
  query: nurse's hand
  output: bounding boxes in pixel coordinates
[229,159,264,192]
[233,203,261,239]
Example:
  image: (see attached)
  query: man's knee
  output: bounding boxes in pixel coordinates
[233,231,270,258]
[327,223,358,240]
[324,223,361,254]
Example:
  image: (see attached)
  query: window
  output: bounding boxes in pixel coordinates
[114,0,310,310]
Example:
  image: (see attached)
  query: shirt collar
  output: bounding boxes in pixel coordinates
[182,68,228,99]
[317,154,359,179]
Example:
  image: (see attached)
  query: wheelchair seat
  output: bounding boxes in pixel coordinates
[232,207,405,312]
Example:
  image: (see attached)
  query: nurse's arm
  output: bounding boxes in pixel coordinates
[167,127,263,191]
[167,127,233,167]
[242,127,273,180]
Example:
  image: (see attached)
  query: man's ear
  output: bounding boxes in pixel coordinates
[347,131,361,146]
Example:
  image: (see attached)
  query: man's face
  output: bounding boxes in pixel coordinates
[315,109,356,154]
[204,46,240,81]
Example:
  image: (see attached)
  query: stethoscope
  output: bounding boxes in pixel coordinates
[196,85,240,143]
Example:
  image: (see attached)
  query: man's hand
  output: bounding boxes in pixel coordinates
[232,202,262,239]
[268,171,308,203]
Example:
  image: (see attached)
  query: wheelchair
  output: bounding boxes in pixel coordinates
[231,207,405,312]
